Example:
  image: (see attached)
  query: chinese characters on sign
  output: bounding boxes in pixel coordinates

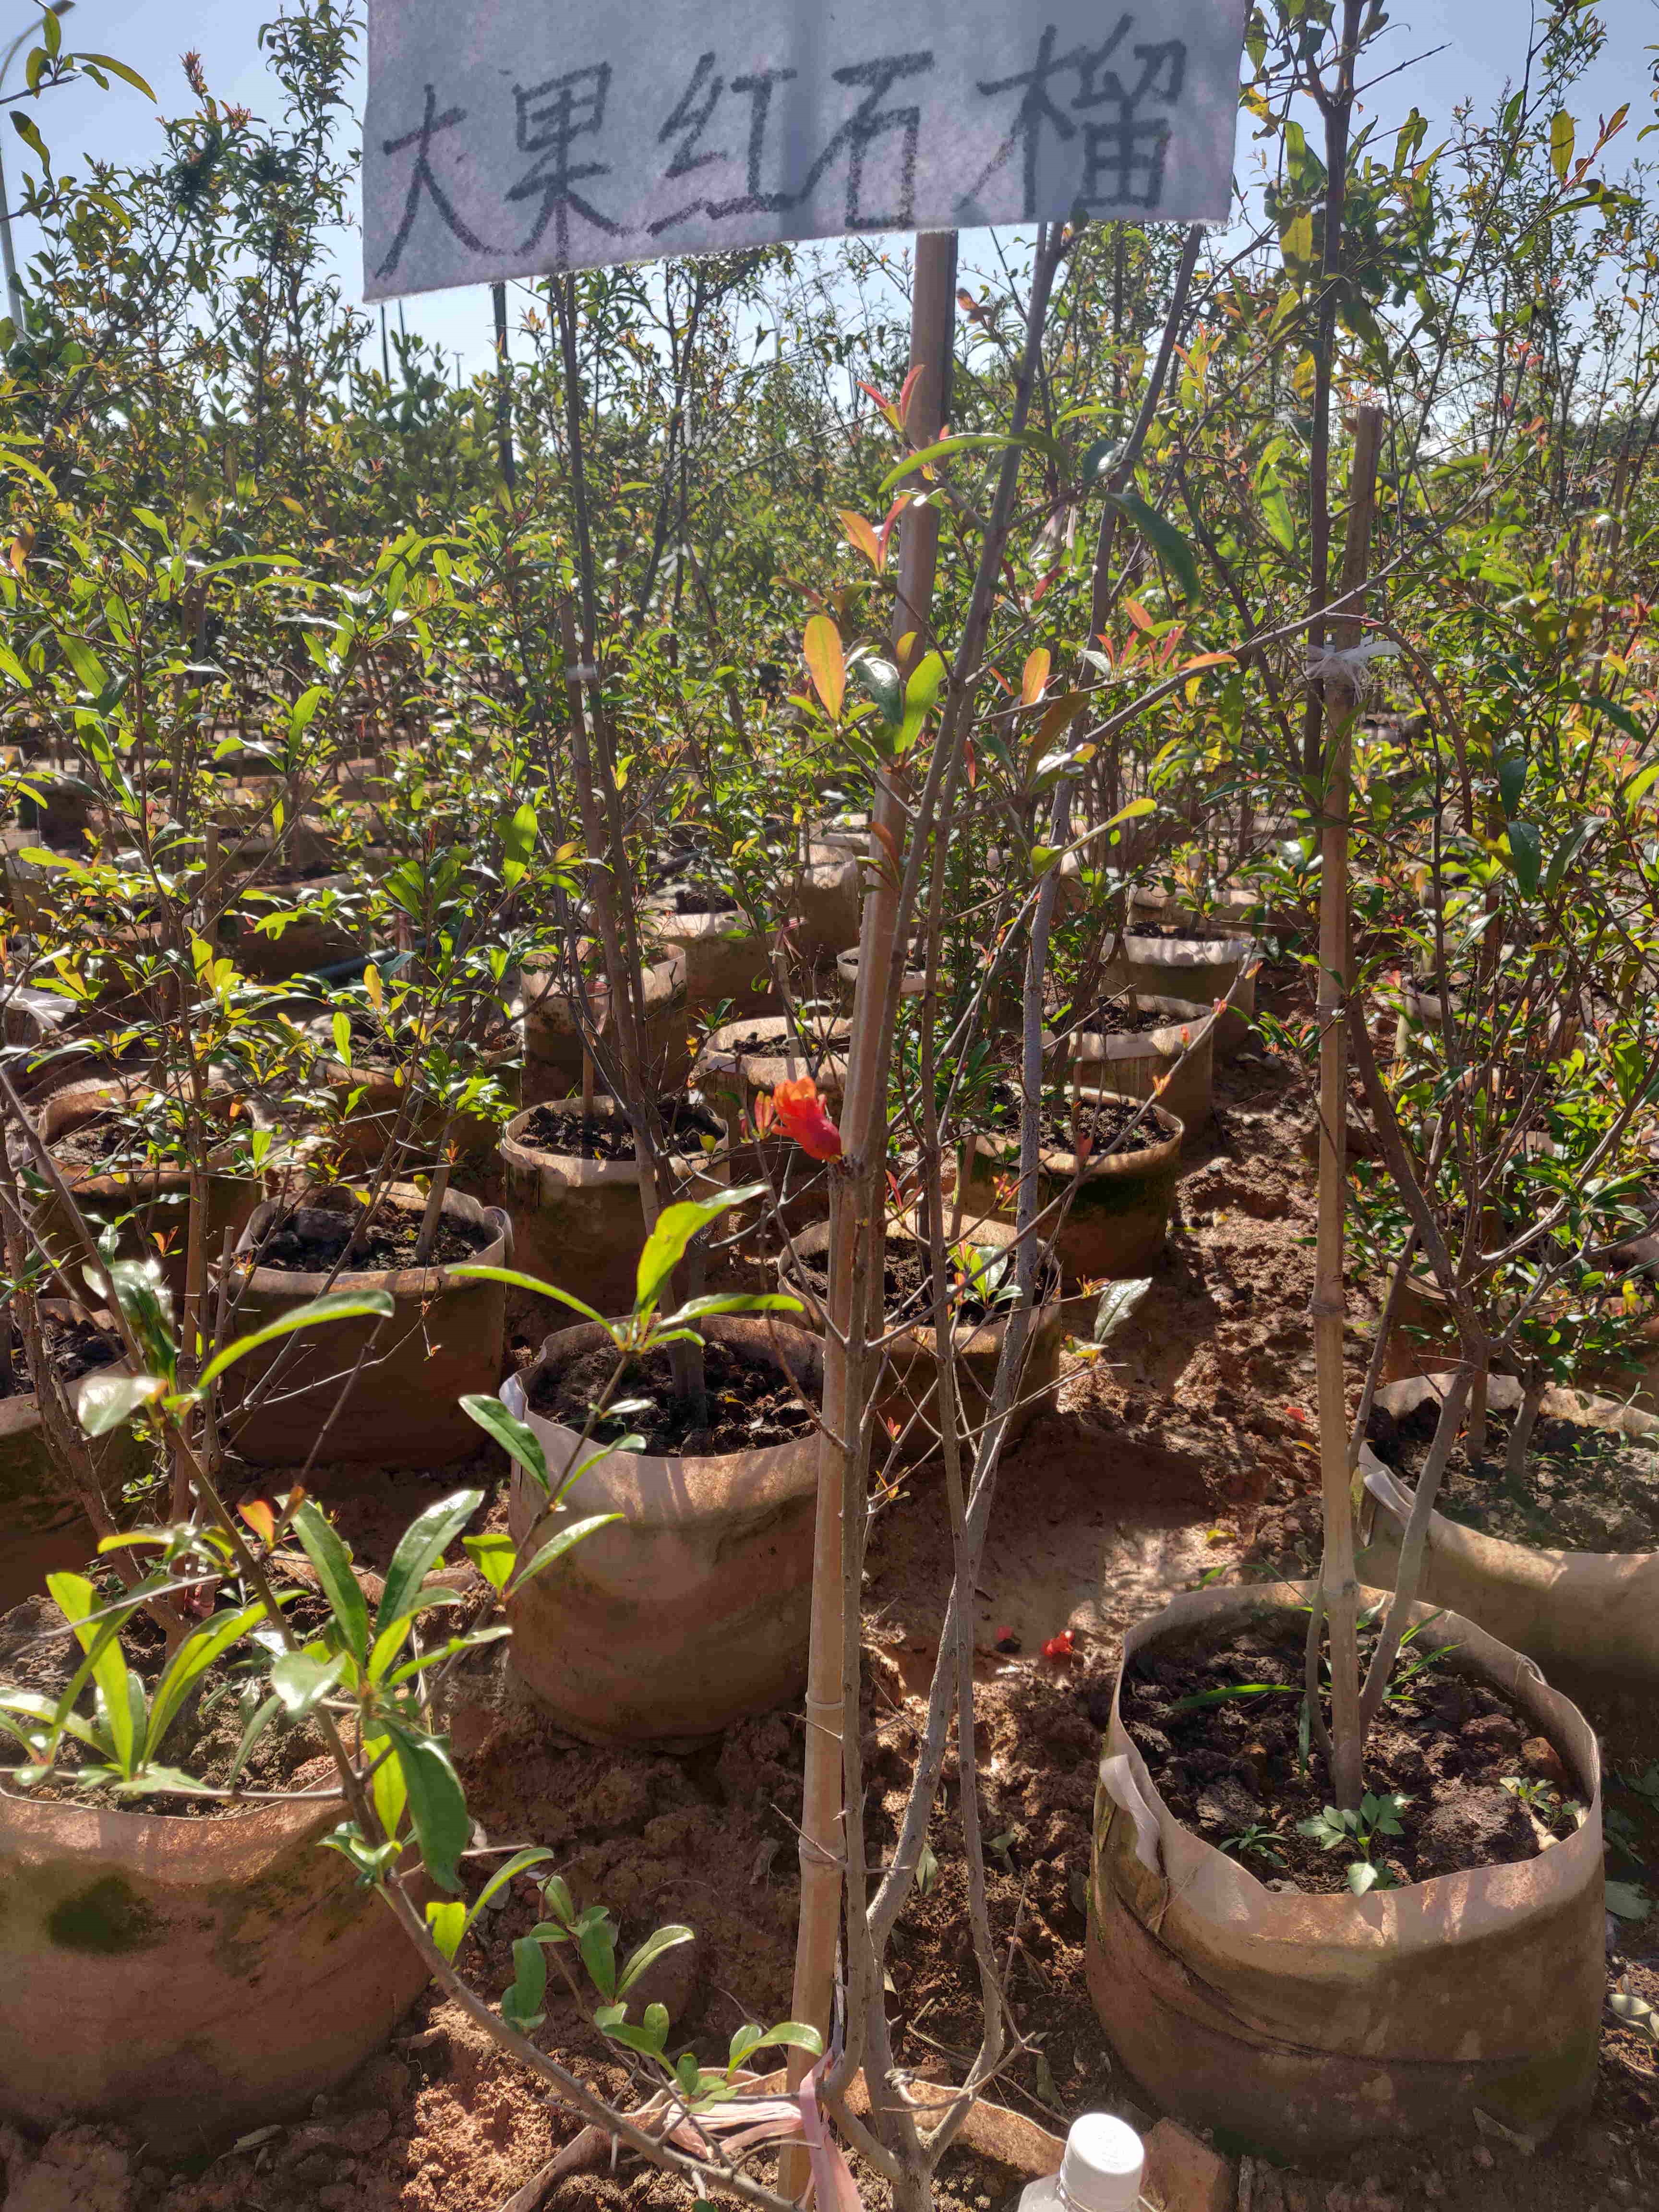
[364,0,1247,299]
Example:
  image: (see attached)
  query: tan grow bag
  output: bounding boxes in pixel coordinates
[1357,1370,1659,1689]
[0,1650,430,2152]
[1086,1579,1604,2162]
[503,1317,821,1742]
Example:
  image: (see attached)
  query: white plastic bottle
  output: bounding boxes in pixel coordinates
[1017,2114,1146,2212]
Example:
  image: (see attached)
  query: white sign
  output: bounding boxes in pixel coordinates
[363,0,1248,300]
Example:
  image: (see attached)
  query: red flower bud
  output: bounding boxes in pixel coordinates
[769,1075,843,1162]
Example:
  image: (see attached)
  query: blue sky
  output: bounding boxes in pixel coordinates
[3,0,1648,378]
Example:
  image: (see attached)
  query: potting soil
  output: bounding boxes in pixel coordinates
[974,1082,1178,1156]
[1370,1397,1659,1552]
[665,887,741,917]
[793,1237,1058,1329]
[0,1584,336,1813]
[0,1312,120,1396]
[50,1112,146,1172]
[1131,923,1245,946]
[529,1336,817,1455]
[520,1097,723,1161]
[1074,999,1171,1038]
[252,1205,493,1273]
[1120,1618,1577,1893]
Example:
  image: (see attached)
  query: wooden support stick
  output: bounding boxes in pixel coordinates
[782,231,958,2186]
[1313,402,1383,1811]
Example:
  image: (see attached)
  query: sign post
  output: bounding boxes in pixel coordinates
[364,0,1246,2156]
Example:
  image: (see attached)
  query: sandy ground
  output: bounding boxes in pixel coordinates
[0,1020,1653,2212]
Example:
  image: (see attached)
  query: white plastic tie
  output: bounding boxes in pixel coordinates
[1306,637,1400,683]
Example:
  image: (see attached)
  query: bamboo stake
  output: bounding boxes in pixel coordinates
[783,230,958,2161]
[1313,401,1382,1812]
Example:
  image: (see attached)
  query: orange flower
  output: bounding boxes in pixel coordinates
[769,1076,843,1162]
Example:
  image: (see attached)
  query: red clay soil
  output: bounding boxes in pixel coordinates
[2,1006,1653,2212]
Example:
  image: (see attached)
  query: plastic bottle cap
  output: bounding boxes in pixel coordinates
[1059,2113,1145,2212]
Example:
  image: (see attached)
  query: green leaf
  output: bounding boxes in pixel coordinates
[1541,817,1599,898]
[1550,108,1575,182]
[11,111,49,167]
[1496,750,1527,816]
[636,1186,767,1310]
[1094,1277,1152,1344]
[196,1292,396,1390]
[290,1499,369,1662]
[427,1899,469,1962]
[382,1721,469,1893]
[501,1935,548,2032]
[75,53,155,96]
[877,431,1034,495]
[1256,468,1295,552]
[447,1265,609,1328]
[77,1371,166,1437]
[331,1010,353,1066]
[512,1515,622,1590]
[270,1648,347,1716]
[144,1601,267,1759]
[663,1292,805,1324]
[48,1572,140,1778]
[469,1846,555,1926]
[848,651,903,732]
[378,1489,483,1632]
[499,801,538,890]
[745,2020,824,2058]
[463,1532,517,1591]
[618,1923,694,1995]
[227,1692,283,1790]
[1106,491,1200,600]
[365,1728,407,1840]
[578,1909,617,1999]
[1347,1860,1381,1895]
[1605,1879,1652,1923]
[1506,820,1542,895]
[459,1394,550,1490]
[1078,436,1122,489]
[604,2007,671,2056]
[897,649,947,753]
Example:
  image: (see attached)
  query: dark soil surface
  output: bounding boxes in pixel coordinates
[520,1098,724,1162]
[0,1582,333,1814]
[251,1202,493,1274]
[664,886,740,917]
[1130,923,1249,947]
[1120,1616,1578,1893]
[1075,999,1170,1038]
[974,1082,1178,1157]
[51,1110,149,1171]
[0,1310,120,1396]
[793,1236,1059,1329]
[529,1336,817,1456]
[1369,1396,1659,1553]
[721,1023,850,1058]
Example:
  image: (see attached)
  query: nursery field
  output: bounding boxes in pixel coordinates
[3,0,1659,2208]
[6,1029,1652,2212]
